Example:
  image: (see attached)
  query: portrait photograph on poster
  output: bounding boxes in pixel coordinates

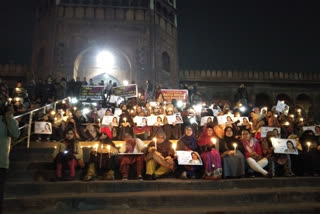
[147,115,164,126]
[271,138,298,155]
[176,151,203,165]
[261,127,281,138]
[134,116,148,127]
[200,116,214,126]
[34,122,52,134]
[276,100,289,115]
[102,116,119,126]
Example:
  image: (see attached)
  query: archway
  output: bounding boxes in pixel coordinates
[275,93,292,106]
[296,93,313,115]
[73,46,132,86]
[255,93,272,108]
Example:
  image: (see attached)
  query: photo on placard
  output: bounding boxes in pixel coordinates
[233,117,250,126]
[225,115,234,126]
[271,138,298,155]
[200,116,214,126]
[261,127,281,138]
[217,115,225,125]
[97,108,107,119]
[302,126,316,134]
[147,115,163,126]
[102,116,119,126]
[175,113,183,124]
[34,122,52,134]
[166,115,175,125]
[135,116,148,127]
[276,100,289,115]
[176,151,203,165]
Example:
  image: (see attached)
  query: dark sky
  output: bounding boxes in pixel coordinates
[0,0,319,73]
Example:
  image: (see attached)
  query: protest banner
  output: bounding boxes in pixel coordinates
[176,151,203,165]
[271,138,298,155]
[261,127,281,138]
[233,117,249,126]
[80,86,105,100]
[34,122,52,134]
[112,84,137,98]
[160,89,188,103]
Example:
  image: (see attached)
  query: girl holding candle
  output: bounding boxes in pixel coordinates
[52,128,83,181]
[197,125,222,180]
[219,127,245,178]
[118,104,133,140]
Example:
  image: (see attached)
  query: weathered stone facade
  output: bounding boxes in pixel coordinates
[31,0,179,88]
[180,69,320,120]
[0,63,30,88]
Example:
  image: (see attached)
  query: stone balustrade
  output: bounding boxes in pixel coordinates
[0,64,29,77]
[179,69,320,83]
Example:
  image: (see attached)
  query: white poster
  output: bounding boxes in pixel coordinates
[109,95,124,104]
[200,116,214,126]
[217,115,234,125]
[176,151,203,165]
[271,138,298,155]
[102,116,119,126]
[147,115,163,126]
[97,108,107,119]
[261,126,281,138]
[233,117,249,126]
[34,122,52,134]
[114,108,122,117]
[302,126,320,136]
[134,116,148,127]
[166,113,183,125]
[276,100,289,115]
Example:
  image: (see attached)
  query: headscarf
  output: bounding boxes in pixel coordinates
[179,126,198,151]
[125,138,136,153]
[198,125,216,146]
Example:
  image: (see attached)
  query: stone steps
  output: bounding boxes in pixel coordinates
[7,203,320,214]
[4,186,320,213]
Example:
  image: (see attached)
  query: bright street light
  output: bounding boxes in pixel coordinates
[123,80,129,86]
[96,50,114,69]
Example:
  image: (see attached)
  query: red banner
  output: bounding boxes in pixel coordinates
[160,89,188,102]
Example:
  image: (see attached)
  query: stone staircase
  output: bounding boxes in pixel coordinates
[4,142,320,214]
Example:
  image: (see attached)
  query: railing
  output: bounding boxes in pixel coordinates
[13,98,70,148]
[179,69,320,83]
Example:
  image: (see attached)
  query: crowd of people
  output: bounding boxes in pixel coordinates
[1,77,319,182]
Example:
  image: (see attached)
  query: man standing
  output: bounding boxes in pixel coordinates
[0,91,20,214]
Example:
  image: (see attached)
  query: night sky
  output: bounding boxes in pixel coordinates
[0,0,319,73]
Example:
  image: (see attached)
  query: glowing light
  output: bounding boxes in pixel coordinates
[297,109,302,113]
[190,117,196,124]
[284,121,290,126]
[71,97,78,104]
[306,142,311,152]
[82,108,90,114]
[299,118,304,122]
[107,145,111,152]
[172,143,177,151]
[194,104,202,113]
[92,102,97,107]
[233,143,237,152]
[96,50,114,69]
[50,111,56,116]
[177,100,183,108]
[290,114,294,118]
[123,80,129,86]
[239,106,246,112]
[211,138,217,145]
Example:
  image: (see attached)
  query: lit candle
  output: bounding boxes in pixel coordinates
[172,143,177,151]
[274,114,278,118]
[297,109,301,113]
[94,144,98,152]
[119,143,123,148]
[290,114,294,118]
[233,143,237,152]
[98,118,100,123]
[124,117,127,123]
[153,137,157,150]
[284,121,290,126]
[107,145,111,152]
[138,93,141,98]
[54,117,57,121]
[133,106,136,110]
[149,107,152,111]
[299,118,304,122]
[211,138,217,145]
[164,101,167,105]
[306,142,311,152]
[62,100,66,104]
